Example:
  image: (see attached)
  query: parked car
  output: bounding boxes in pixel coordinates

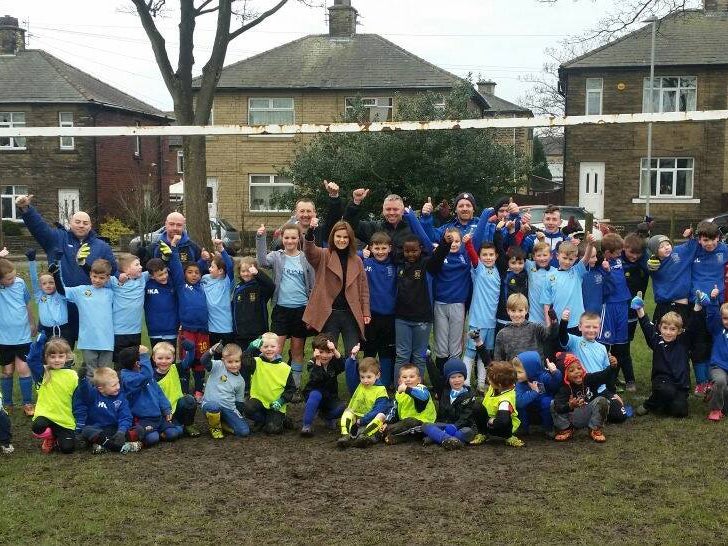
[524,205,604,240]
[128,218,241,256]
[705,212,728,236]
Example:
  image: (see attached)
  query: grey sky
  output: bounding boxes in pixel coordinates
[4,0,626,111]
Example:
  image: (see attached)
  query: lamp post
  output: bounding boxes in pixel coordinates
[644,16,658,217]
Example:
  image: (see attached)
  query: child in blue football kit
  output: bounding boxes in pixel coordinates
[74,367,142,454]
[64,258,115,378]
[202,239,235,346]
[512,351,562,435]
[144,258,179,348]
[168,234,209,400]
[26,248,71,341]
[110,254,149,365]
[119,345,179,447]
[0,257,36,415]
[582,245,605,315]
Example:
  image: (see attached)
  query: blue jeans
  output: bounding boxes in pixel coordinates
[201,401,250,437]
[302,390,345,427]
[394,319,432,380]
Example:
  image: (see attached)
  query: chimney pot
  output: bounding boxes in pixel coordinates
[477,80,497,95]
[0,15,25,55]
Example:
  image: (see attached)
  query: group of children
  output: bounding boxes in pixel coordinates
[1,193,727,455]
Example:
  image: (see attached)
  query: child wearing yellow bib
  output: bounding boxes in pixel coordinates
[382,363,436,445]
[472,360,524,447]
[152,341,200,437]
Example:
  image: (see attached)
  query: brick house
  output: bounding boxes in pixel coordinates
[559,1,728,225]
[0,15,175,227]
[192,0,532,230]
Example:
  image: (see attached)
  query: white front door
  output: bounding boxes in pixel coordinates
[578,162,605,218]
[58,189,80,228]
[206,178,218,218]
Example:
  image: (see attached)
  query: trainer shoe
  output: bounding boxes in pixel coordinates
[469,433,487,446]
[336,435,352,449]
[184,425,201,437]
[194,391,204,404]
[589,427,607,443]
[40,437,55,454]
[422,436,435,446]
[120,441,143,454]
[1,444,14,454]
[91,444,108,455]
[707,409,723,422]
[505,436,525,448]
[442,437,464,450]
[635,405,649,416]
[300,425,314,437]
[210,427,224,439]
[23,403,35,417]
[554,427,574,442]
[694,382,708,397]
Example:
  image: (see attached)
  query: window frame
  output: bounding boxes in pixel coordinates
[176,150,184,174]
[642,76,697,113]
[639,156,695,199]
[0,112,27,150]
[585,78,603,116]
[248,174,294,212]
[59,112,74,150]
[134,122,141,158]
[248,97,295,126]
[1,184,30,221]
[345,96,394,122]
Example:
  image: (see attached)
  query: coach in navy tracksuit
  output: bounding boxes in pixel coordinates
[17,196,118,349]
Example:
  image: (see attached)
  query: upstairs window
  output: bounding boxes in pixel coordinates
[345,97,394,121]
[249,174,293,212]
[248,98,294,125]
[0,112,26,149]
[643,76,697,113]
[59,112,74,150]
[176,150,184,174]
[585,78,603,115]
[639,157,694,198]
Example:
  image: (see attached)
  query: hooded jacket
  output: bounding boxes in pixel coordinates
[553,353,614,414]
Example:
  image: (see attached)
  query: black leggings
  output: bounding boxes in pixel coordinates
[473,404,513,438]
[644,381,689,417]
[32,417,75,453]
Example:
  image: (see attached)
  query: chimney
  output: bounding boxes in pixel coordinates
[477,80,497,95]
[328,0,358,38]
[0,16,25,55]
[704,0,728,12]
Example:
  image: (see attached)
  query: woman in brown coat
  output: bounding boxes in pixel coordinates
[303,219,370,354]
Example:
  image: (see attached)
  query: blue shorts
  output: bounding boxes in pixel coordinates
[464,326,495,359]
[597,302,628,345]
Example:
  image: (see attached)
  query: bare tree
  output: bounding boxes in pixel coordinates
[130,0,313,247]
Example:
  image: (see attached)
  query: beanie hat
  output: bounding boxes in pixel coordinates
[647,234,670,256]
[454,192,476,209]
[443,358,467,380]
[493,196,510,213]
[555,352,586,385]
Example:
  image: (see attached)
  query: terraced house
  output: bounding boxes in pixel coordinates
[193,0,532,231]
[560,0,728,225]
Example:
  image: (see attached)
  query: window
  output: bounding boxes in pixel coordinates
[249,174,293,212]
[585,78,603,115]
[639,157,694,198]
[134,122,141,157]
[345,97,394,121]
[0,112,26,149]
[176,150,184,174]
[248,98,294,125]
[1,185,29,220]
[59,112,74,150]
[643,76,697,113]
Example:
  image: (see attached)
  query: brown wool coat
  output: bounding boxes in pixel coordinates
[302,238,370,338]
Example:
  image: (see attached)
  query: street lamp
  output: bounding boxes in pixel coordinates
[643,16,658,217]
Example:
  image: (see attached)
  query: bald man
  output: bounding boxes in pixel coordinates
[147,211,205,268]
[16,194,118,348]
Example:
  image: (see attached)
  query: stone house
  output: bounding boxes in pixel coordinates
[0,15,175,228]
[559,0,728,224]
[192,0,532,230]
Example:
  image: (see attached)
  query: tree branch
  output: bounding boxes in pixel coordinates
[229,0,289,40]
[131,0,178,97]
[194,0,216,13]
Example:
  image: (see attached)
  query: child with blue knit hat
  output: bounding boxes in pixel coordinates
[422,357,477,449]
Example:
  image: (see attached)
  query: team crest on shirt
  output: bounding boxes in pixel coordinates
[414,269,422,280]
[84,289,92,297]
[249,293,257,302]
[220,374,228,382]
[603,331,611,339]
[625,271,630,278]
[509,278,516,285]
[549,274,556,282]
[180,251,190,262]
[113,400,122,409]
[40,295,48,302]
